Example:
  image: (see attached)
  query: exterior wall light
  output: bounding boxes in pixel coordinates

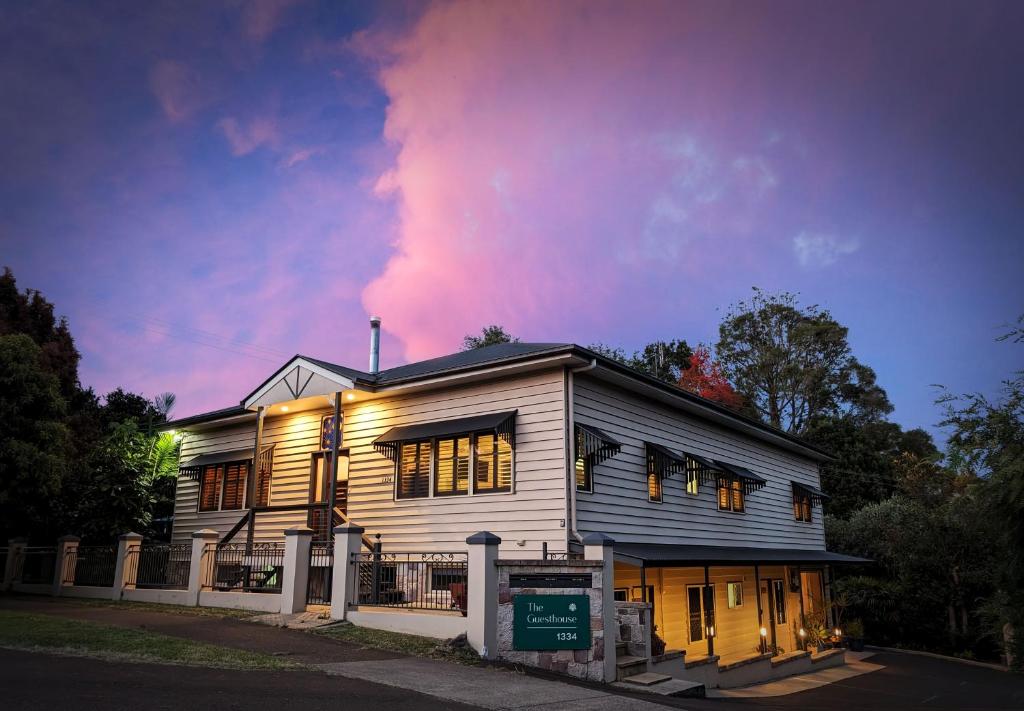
[346,393,355,401]
[760,627,767,637]
[281,405,289,412]
[799,628,806,637]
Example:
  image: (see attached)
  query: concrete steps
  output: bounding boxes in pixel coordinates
[614,673,706,698]
[615,655,648,680]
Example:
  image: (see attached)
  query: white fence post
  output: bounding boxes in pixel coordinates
[583,532,618,683]
[53,535,81,596]
[330,523,365,621]
[189,529,218,606]
[4,537,27,590]
[281,526,313,614]
[467,531,500,659]
[112,532,142,601]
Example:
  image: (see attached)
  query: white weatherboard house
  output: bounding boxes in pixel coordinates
[162,319,863,667]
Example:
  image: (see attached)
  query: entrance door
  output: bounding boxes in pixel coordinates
[309,450,349,539]
[686,584,715,643]
[761,578,787,650]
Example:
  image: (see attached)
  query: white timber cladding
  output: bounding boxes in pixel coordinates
[172,368,570,554]
[172,411,322,544]
[344,368,568,555]
[574,375,826,549]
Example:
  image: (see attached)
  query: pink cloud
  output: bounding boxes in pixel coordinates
[239,0,301,43]
[218,115,280,156]
[149,60,206,122]
[358,1,785,361]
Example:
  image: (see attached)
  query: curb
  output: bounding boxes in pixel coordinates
[865,645,1009,672]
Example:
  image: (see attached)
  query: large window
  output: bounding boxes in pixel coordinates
[717,476,745,512]
[395,432,511,499]
[687,584,716,643]
[198,461,249,512]
[793,493,812,522]
[435,436,471,496]
[397,441,432,499]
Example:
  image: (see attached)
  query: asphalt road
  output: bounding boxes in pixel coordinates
[0,648,483,711]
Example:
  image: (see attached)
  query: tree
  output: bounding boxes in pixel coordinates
[0,334,72,538]
[587,339,693,385]
[677,345,744,410]
[462,325,519,350]
[716,289,892,434]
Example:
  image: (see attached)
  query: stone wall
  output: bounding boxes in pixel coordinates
[495,560,606,682]
[615,601,652,658]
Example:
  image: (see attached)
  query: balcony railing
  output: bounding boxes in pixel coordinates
[354,551,468,614]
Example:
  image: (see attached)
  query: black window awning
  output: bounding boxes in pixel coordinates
[682,451,723,486]
[645,442,686,478]
[575,423,622,465]
[715,461,768,493]
[373,411,516,461]
[612,542,871,566]
[179,448,253,480]
[792,481,830,506]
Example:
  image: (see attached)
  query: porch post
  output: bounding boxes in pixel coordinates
[754,563,764,653]
[246,407,265,554]
[281,526,313,614]
[189,529,219,606]
[583,533,618,683]
[327,392,342,534]
[766,577,778,652]
[796,565,806,650]
[466,531,501,659]
[639,564,647,602]
[330,522,365,620]
[824,565,835,629]
[704,564,714,657]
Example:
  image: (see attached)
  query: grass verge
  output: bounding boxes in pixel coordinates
[5,595,258,619]
[314,622,481,665]
[0,609,300,670]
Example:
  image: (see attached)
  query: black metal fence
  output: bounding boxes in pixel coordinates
[68,545,118,587]
[305,544,333,605]
[129,544,191,590]
[542,543,584,561]
[354,551,468,614]
[15,546,57,584]
[0,548,7,579]
[211,543,284,593]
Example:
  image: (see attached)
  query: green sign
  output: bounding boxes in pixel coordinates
[513,594,590,650]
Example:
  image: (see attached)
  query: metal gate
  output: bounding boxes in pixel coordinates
[306,544,333,605]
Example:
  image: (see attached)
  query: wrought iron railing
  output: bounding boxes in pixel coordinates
[541,543,584,561]
[15,546,57,584]
[129,544,191,590]
[306,544,334,605]
[354,551,468,614]
[67,545,117,587]
[211,543,284,593]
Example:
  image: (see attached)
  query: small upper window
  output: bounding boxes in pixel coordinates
[575,457,592,492]
[198,461,249,512]
[435,436,471,496]
[718,477,745,512]
[793,493,812,522]
[397,441,432,499]
[727,581,743,608]
[648,470,663,502]
[475,433,512,493]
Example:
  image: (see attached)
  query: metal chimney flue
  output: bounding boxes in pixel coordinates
[369,316,381,374]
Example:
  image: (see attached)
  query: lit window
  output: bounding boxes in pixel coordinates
[685,458,701,495]
[718,477,745,512]
[475,433,512,493]
[575,457,592,492]
[435,436,471,496]
[793,494,812,522]
[727,581,744,609]
[397,441,431,499]
[648,470,663,502]
[198,461,248,512]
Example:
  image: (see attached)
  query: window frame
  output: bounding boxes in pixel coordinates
[647,469,663,503]
[717,476,746,513]
[793,493,812,522]
[197,460,250,513]
[433,435,472,497]
[727,581,744,609]
[393,430,514,501]
[575,456,593,493]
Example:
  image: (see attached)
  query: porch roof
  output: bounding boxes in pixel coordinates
[612,542,870,566]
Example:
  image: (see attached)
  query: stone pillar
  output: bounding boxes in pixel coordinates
[5,538,27,590]
[189,529,219,606]
[583,532,617,683]
[467,531,501,659]
[113,532,143,601]
[281,526,313,614]
[330,523,365,621]
[53,535,81,596]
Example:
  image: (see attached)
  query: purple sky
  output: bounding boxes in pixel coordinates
[2,1,1022,441]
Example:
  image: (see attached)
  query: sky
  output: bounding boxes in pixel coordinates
[2,0,1022,441]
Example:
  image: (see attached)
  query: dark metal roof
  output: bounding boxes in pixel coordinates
[299,355,375,384]
[374,342,571,385]
[715,461,767,484]
[792,480,831,501]
[159,406,251,431]
[612,542,870,566]
[373,411,517,447]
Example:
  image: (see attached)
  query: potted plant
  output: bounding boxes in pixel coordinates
[651,626,667,656]
[844,619,865,651]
